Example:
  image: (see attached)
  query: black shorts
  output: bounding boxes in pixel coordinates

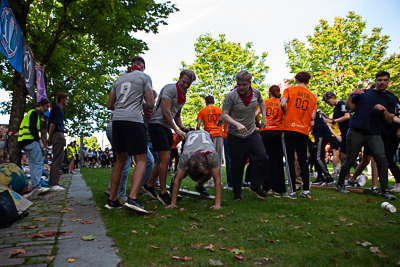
[148,123,173,152]
[328,135,340,150]
[112,121,147,155]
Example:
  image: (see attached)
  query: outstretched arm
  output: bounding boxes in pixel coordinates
[166,167,187,209]
[374,104,396,124]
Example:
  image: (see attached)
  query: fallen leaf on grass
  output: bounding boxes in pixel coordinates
[153,205,157,210]
[80,221,94,224]
[9,249,26,255]
[218,227,227,231]
[67,257,77,262]
[150,245,160,249]
[182,227,187,232]
[265,239,275,243]
[234,255,245,260]
[347,223,354,226]
[229,248,244,254]
[169,255,193,262]
[285,221,292,225]
[292,226,302,229]
[39,218,47,222]
[191,243,202,249]
[209,234,215,237]
[60,231,72,236]
[329,257,338,262]
[306,222,311,225]
[278,214,286,218]
[82,235,95,241]
[366,199,373,203]
[69,218,82,222]
[361,241,372,247]
[47,256,55,260]
[339,217,347,222]
[209,259,223,266]
[214,215,225,219]
[344,251,353,259]
[204,244,215,251]
[264,257,269,262]
[219,247,226,251]
[179,208,185,212]
[144,216,150,220]
[388,220,400,224]
[334,224,341,227]
[131,230,138,234]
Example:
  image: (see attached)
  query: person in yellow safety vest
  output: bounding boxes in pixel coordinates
[73,141,80,169]
[18,99,52,195]
[67,142,75,170]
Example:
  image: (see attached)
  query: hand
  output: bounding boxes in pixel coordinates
[260,118,267,129]
[210,204,221,210]
[336,136,342,142]
[175,129,186,139]
[165,204,178,209]
[373,104,386,112]
[323,118,332,124]
[236,123,248,135]
[216,121,221,127]
[350,88,364,96]
[185,127,195,133]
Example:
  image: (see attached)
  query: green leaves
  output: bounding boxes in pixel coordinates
[181,33,269,127]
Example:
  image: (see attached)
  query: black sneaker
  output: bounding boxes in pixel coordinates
[311,178,325,185]
[142,184,157,200]
[123,198,149,214]
[157,192,171,205]
[347,178,360,187]
[233,195,242,201]
[104,199,122,209]
[336,184,349,194]
[249,186,267,199]
[195,183,210,196]
[382,190,397,200]
[370,187,381,194]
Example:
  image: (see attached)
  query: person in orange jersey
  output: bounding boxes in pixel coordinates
[280,72,317,199]
[196,95,223,187]
[259,85,286,196]
[169,132,184,173]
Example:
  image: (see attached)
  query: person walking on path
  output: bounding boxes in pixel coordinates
[48,93,69,192]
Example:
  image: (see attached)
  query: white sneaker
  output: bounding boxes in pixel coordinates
[266,189,274,195]
[390,183,400,193]
[223,185,233,191]
[35,187,50,195]
[204,178,215,188]
[50,185,65,192]
[357,173,368,187]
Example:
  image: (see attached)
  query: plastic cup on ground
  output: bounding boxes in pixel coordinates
[381,202,396,213]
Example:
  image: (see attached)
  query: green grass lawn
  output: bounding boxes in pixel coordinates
[81,166,400,266]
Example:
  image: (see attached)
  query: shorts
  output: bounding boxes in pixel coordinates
[148,123,173,152]
[328,135,340,150]
[112,121,147,155]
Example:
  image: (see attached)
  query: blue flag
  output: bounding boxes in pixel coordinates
[0,0,23,73]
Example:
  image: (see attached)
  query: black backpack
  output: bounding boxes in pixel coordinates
[0,190,21,228]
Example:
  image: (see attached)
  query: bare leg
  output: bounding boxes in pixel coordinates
[147,150,170,194]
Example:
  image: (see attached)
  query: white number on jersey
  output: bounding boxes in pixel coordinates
[119,82,131,104]
[186,132,211,146]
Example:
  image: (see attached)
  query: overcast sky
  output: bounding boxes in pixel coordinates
[1,0,399,129]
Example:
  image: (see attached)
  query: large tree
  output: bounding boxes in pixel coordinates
[284,11,399,113]
[1,0,178,164]
[180,33,269,127]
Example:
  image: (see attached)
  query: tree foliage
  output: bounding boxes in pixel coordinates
[284,11,399,113]
[1,0,178,136]
[180,33,269,127]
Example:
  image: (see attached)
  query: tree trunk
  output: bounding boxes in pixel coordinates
[8,71,27,166]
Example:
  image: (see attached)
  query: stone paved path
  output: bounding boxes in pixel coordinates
[0,170,121,267]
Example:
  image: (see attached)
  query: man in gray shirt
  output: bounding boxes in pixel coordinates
[221,70,268,200]
[105,56,154,213]
[142,69,196,205]
[166,130,222,210]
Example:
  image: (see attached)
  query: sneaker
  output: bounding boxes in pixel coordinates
[233,195,242,201]
[390,183,400,193]
[283,192,297,199]
[50,185,65,192]
[311,178,325,185]
[321,178,336,186]
[382,190,397,200]
[34,187,50,195]
[157,192,171,205]
[332,169,340,177]
[223,185,233,191]
[358,174,368,187]
[249,186,267,199]
[266,189,274,195]
[195,183,210,197]
[104,187,110,196]
[123,198,149,213]
[142,184,157,200]
[273,192,282,198]
[242,181,250,188]
[118,195,128,204]
[336,184,349,194]
[347,178,360,187]
[370,187,381,194]
[299,190,312,199]
[104,199,122,209]
[204,178,215,188]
